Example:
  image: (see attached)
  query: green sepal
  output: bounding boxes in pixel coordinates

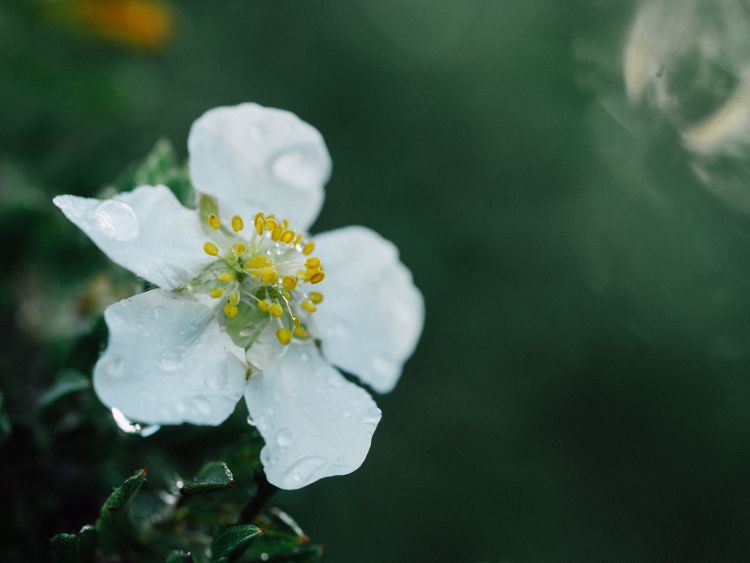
[36,370,90,412]
[181,461,235,495]
[96,468,148,553]
[221,301,270,349]
[211,524,264,562]
[115,139,193,203]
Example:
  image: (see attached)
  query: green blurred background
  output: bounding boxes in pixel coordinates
[4,1,750,561]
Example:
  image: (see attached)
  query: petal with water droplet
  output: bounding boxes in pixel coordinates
[53,185,212,289]
[313,226,424,393]
[188,103,331,231]
[244,343,381,490]
[94,289,247,426]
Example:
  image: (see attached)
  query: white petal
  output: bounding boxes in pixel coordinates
[94,289,247,426]
[244,343,381,490]
[53,185,212,289]
[312,226,425,393]
[244,322,288,372]
[188,103,331,231]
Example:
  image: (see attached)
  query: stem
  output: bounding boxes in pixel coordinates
[239,470,279,523]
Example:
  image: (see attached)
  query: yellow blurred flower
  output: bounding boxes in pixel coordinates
[69,0,173,50]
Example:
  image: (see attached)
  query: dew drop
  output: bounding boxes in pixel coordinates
[91,200,140,241]
[104,355,125,378]
[152,306,166,320]
[159,348,185,372]
[193,396,212,416]
[281,456,327,488]
[247,414,257,426]
[275,428,293,448]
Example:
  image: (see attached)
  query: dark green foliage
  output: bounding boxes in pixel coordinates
[96,468,149,553]
[181,461,236,496]
[211,524,264,562]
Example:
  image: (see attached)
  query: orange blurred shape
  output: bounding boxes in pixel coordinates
[72,0,172,50]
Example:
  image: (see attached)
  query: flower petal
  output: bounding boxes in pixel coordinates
[94,289,247,426]
[312,226,425,393]
[188,103,331,231]
[244,343,381,490]
[53,185,212,289]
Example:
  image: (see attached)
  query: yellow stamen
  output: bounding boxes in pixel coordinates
[265,218,278,232]
[224,303,239,318]
[229,291,240,306]
[269,303,284,317]
[282,276,298,291]
[255,216,265,235]
[261,269,278,284]
[294,234,304,245]
[281,230,295,244]
[207,213,220,229]
[310,272,325,284]
[305,257,321,269]
[294,325,308,338]
[245,256,272,270]
[217,272,234,283]
[209,287,223,299]
[276,327,292,345]
[302,241,315,255]
[309,292,324,304]
[258,299,270,312]
[231,215,244,232]
[203,242,219,256]
[271,226,282,241]
[233,242,246,256]
[301,300,317,313]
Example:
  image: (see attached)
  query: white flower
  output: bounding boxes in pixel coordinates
[53,103,424,490]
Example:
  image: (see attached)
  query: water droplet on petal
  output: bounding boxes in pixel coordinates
[92,200,140,241]
[159,348,185,372]
[152,306,166,320]
[193,396,211,416]
[104,355,125,378]
[281,456,327,488]
[275,428,293,448]
[247,414,257,426]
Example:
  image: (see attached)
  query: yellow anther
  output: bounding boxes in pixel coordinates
[271,226,282,241]
[217,272,234,283]
[261,269,278,284]
[207,213,221,229]
[258,299,270,312]
[283,290,291,300]
[229,291,240,306]
[245,256,271,270]
[276,328,292,345]
[301,300,317,313]
[294,325,308,338]
[231,215,244,232]
[255,216,265,235]
[254,212,265,222]
[233,242,246,256]
[282,276,298,291]
[265,218,278,232]
[224,303,239,318]
[305,257,320,269]
[203,242,219,256]
[269,303,284,317]
[302,241,315,255]
[209,287,224,299]
[281,230,295,244]
[310,272,325,284]
[294,234,303,245]
[309,292,324,304]
[281,220,289,230]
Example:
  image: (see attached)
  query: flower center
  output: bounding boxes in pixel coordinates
[191,211,325,346]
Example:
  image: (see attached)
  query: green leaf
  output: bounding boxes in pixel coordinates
[181,461,235,495]
[246,530,323,563]
[96,468,148,553]
[166,550,195,563]
[0,391,11,444]
[50,533,78,563]
[221,301,270,349]
[37,370,90,412]
[211,524,264,562]
[50,526,99,563]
